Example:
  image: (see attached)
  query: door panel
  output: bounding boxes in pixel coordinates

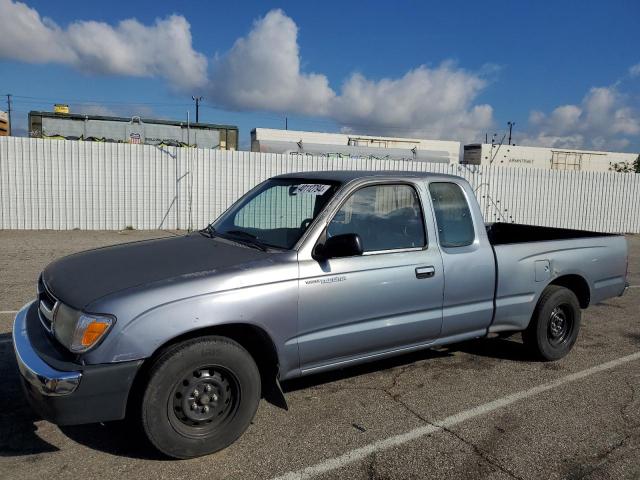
[296,182,444,372]
[298,250,444,370]
[428,181,496,336]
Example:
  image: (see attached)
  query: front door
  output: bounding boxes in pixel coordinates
[297,182,444,372]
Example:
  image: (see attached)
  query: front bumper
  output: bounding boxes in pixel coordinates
[13,301,143,425]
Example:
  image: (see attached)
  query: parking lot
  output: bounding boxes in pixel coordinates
[0,230,638,480]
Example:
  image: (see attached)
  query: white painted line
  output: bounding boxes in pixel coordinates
[0,311,18,314]
[629,285,640,289]
[273,351,640,480]
[0,338,12,345]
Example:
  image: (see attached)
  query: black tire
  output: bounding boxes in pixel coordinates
[141,336,261,459]
[523,285,581,361]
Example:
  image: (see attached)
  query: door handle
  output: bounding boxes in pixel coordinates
[415,266,435,279]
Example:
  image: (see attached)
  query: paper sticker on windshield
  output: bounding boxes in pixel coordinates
[295,184,331,195]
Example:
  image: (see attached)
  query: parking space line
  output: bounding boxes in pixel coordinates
[0,311,18,314]
[272,351,640,480]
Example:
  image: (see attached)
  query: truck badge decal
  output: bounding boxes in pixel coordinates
[305,275,346,285]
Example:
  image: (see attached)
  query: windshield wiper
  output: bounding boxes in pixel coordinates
[224,230,258,239]
[219,230,268,251]
[198,224,217,239]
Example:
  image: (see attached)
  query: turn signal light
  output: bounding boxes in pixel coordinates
[70,314,114,352]
[81,320,111,347]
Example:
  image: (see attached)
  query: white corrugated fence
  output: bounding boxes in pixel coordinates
[1,136,639,233]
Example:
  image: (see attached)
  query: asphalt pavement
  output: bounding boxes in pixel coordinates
[0,230,638,480]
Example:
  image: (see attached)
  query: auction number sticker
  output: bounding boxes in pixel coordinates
[295,184,331,195]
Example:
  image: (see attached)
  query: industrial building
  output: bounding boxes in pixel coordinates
[28,108,238,150]
[251,128,460,163]
[0,111,8,136]
[463,143,638,172]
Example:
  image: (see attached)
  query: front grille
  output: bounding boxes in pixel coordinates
[37,276,58,334]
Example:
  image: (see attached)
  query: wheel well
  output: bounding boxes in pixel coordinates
[549,274,590,308]
[126,324,280,417]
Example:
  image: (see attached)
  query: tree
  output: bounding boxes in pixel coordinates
[609,154,640,173]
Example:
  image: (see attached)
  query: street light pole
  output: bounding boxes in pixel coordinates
[6,94,12,136]
[507,121,515,145]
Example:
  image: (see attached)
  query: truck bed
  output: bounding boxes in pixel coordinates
[486,222,617,246]
[485,223,627,334]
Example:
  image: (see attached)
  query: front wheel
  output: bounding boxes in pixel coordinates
[141,336,261,459]
[523,285,581,361]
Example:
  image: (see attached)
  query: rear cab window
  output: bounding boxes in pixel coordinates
[428,182,475,247]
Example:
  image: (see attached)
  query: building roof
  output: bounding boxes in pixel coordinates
[28,111,238,131]
[273,170,462,183]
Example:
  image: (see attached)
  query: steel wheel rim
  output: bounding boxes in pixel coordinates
[168,365,240,438]
[547,305,573,346]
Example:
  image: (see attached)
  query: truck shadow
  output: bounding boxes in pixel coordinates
[0,333,535,461]
[448,336,538,362]
[282,347,453,393]
[0,332,59,457]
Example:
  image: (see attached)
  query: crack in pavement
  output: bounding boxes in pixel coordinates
[308,362,528,479]
[567,376,640,480]
[391,394,527,480]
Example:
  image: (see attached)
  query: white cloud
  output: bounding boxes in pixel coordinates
[521,86,640,150]
[207,10,493,141]
[629,63,640,77]
[208,10,334,116]
[0,4,493,141]
[330,64,493,141]
[0,0,207,89]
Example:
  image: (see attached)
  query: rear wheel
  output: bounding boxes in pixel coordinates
[523,285,581,361]
[141,336,261,459]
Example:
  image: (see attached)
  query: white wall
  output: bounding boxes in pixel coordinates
[1,137,639,233]
[252,128,461,159]
[463,143,638,172]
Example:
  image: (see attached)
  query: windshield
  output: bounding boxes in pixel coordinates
[212,178,340,250]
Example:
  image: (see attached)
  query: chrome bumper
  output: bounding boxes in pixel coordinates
[12,301,82,396]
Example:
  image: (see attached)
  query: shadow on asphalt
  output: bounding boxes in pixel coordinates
[450,336,539,362]
[281,336,535,394]
[282,346,453,393]
[0,332,59,457]
[0,332,534,460]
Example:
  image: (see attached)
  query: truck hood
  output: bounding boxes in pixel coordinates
[42,234,272,310]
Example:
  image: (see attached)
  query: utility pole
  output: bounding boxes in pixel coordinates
[507,121,515,145]
[191,96,203,123]
[6,94,12,136]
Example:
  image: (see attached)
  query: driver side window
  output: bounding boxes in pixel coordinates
[327,184,426,252]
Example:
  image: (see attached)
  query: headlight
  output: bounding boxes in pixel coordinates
[53,303,115,353]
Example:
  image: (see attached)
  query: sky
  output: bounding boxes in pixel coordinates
[1,0,639,151]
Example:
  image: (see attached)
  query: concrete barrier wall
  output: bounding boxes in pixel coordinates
[1,137,639,233]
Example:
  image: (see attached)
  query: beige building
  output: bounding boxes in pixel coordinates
[463,143,638,172]
[0,111,8,136]
[251,128,461,163]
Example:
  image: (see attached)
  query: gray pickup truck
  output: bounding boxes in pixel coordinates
[13,171,629,458]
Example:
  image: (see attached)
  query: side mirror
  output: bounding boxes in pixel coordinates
[314,233,363,260]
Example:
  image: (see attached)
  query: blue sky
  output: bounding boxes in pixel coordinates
[1,0,639,151]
